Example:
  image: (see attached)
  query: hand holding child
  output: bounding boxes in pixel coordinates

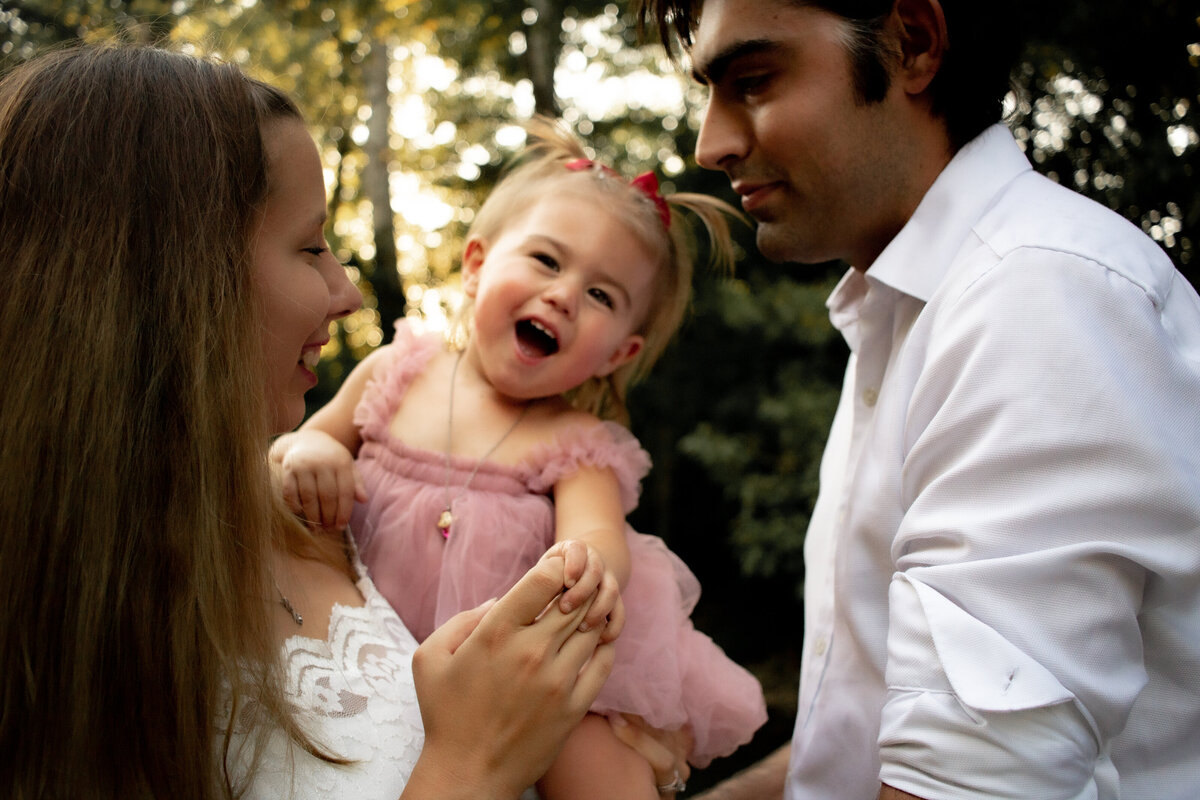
[271,429,367,531]
[409,554,615,798]
[608,714,693,798]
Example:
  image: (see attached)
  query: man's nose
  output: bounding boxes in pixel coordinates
[695,96,748,172]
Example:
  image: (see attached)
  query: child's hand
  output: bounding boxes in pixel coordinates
[271,430,366,531]
[540,539,625,643]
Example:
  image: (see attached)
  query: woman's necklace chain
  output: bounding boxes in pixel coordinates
[273,575,303,627]
[271,535,353,629]
[438,349,528,539]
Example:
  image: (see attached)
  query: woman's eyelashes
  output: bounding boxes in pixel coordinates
[302,245,329,257]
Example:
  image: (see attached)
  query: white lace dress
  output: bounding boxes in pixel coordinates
[224,566,425,799]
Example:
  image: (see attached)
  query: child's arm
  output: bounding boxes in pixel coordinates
[269,346,390,530]
[552,465,632,642]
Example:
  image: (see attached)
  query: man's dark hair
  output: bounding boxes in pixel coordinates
[634,0,1025,151]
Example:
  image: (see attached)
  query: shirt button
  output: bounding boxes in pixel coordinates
[813,636,828,657]
[862,387,878,407]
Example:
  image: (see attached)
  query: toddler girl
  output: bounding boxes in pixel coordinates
[271,118,767,799]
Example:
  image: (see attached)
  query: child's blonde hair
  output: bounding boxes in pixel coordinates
[464,116,741,422]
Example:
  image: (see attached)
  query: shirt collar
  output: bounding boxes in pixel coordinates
[864,124,1033,303]
[827,267,869,352]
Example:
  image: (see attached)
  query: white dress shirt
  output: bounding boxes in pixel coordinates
[785,125,1200,800]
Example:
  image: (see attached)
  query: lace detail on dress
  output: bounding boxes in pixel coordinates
[223,568,425,799]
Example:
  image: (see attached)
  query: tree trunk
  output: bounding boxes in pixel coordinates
[363,37,405,343]
[525,0,563,116]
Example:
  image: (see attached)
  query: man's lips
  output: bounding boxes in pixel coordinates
[733,180,780,214]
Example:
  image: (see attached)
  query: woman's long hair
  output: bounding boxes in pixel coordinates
[0,43,314,798]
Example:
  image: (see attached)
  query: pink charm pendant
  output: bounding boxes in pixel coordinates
[437,508,453,539]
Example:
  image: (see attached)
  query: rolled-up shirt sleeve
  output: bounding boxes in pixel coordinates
[876,245,1200,798]
[881,574,1116,798]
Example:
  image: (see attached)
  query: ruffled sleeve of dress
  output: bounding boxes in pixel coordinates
[525,420,651,514]
[352,319,442,441]
[525,421,768,768]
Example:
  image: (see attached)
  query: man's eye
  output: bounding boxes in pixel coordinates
[733,72,771,97]
[588,287,614,308]
[534,253,560,270]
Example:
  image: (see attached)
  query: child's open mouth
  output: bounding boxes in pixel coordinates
[516,318,559,357]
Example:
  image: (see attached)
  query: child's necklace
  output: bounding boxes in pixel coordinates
[438,349,528,539]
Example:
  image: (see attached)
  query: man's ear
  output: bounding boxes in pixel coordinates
[891,0,947,95]
[461,237,487,297]
[595,335,645,377]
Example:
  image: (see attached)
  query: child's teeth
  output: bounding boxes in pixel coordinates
[531,320,556,340]
[302,349,320,369]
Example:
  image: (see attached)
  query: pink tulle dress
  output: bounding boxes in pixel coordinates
[349,322,767,767]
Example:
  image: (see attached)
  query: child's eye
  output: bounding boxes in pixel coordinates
[533,253,560,271]
[588,287,614,309]
[302,246,329,257]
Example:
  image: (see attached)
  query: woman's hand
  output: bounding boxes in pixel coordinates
[608,714,693,798]
[542,539,625,643]
[405,554,615,800]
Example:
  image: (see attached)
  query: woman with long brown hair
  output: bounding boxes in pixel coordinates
[0,42,621,799]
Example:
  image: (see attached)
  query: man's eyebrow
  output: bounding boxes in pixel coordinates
[692,38,782,85]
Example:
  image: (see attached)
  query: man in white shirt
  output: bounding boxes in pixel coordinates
[635,1,1200,798]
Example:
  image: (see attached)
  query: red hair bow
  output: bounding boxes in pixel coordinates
[630,171,671,229]
[565,158,671,229]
